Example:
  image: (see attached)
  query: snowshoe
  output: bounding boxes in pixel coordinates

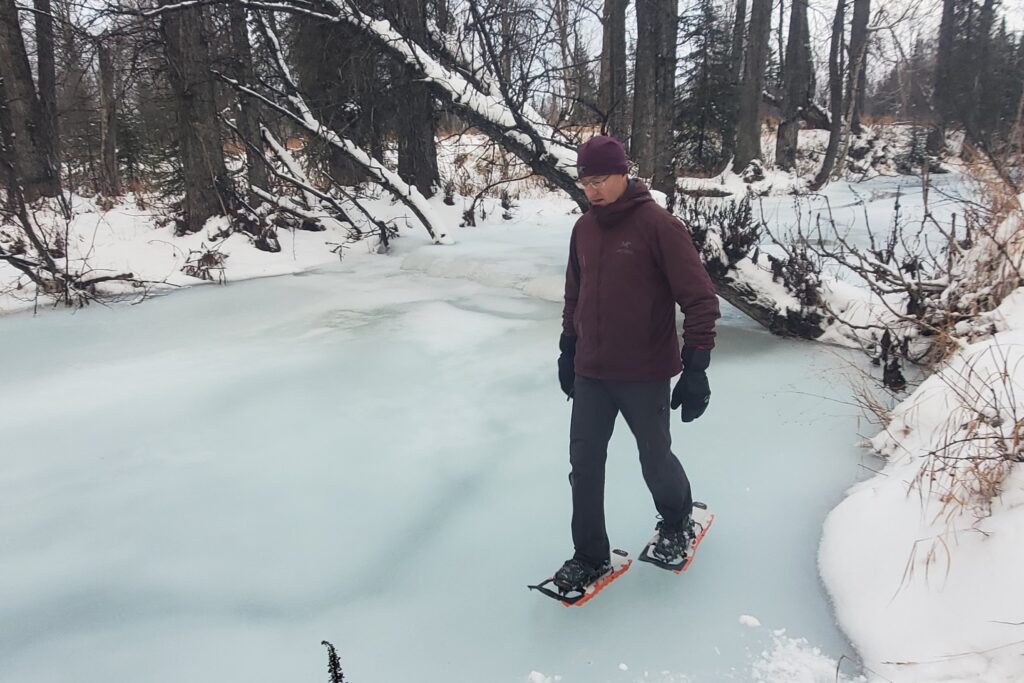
[529,549,631,606]
[638,501,714,573]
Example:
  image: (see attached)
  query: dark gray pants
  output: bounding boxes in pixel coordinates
[569,376,693,566]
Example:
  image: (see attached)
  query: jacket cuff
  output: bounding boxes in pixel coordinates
[682,347,711,371]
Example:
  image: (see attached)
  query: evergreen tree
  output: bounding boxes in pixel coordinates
[676,0,734,173]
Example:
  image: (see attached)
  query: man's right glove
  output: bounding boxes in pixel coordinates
[557,334,577,399]
[671,347,711,422]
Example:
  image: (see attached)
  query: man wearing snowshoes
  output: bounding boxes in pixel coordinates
[553,135,720,593]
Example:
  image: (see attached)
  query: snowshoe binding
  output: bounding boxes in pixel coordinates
[639,501,714,573]
[529,549,631,606]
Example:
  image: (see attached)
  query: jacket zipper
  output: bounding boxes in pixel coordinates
[594,220,603,376]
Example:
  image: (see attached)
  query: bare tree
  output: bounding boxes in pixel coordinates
[598,0,628,141]
[34,0,60,165]
[929,0,957,153]
[227,2,267,202]
[553,0,578,122]
[632,0,677,191]
[393,0,440,197]
[158,0,229,233]
[732,0,771,173]
[651,0,678,197]
[0,0,60,202]
[97,40,120,196]
[722,0,747,160]
[774,0,809,171]
[632,0,657,174]
[847,0,870,134]
[811,0,846,190]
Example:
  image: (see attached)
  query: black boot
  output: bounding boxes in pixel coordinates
[553,557,611,590]
[651,519,694,562]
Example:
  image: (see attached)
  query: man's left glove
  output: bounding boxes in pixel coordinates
[558,334,577,399]
[671,347,711,422]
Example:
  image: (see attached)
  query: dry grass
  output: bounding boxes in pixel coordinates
[913,342,1024,520]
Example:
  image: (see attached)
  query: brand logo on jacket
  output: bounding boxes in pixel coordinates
[616,240,634,255]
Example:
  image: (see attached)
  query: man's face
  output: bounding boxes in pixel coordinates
[577,173,629,206]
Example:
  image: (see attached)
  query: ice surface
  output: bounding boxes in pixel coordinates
[0,189,905,682]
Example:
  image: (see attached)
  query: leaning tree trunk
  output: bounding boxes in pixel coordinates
[0,0,60,202]
[774,0,808,170]
[847,0,869,135]
[632,0,658,176]
[160,0,229,233]
[651,0,678,199]
[394,0,440,197]
[228,2,268,202]
[97,41,120,196]
[240,0,830,339]
[598,0,628,142]
[732,0,772,173]
[810,0,846,190]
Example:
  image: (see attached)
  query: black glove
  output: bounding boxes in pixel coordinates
[671,347,711,422]
[557,334,577,399]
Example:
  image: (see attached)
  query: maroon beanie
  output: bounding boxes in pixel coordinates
[576,135,628,178]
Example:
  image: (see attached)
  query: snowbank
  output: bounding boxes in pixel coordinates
[820,201,1024,682]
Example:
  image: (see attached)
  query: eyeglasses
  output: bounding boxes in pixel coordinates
[575,175,611,190]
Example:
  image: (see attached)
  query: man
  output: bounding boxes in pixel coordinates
[553,135,720,590]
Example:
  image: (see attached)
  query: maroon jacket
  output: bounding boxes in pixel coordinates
[562,181,720,381]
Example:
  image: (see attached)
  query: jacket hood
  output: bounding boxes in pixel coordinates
[589,180,655,227]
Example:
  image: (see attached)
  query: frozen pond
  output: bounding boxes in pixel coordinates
[0,223,878,682]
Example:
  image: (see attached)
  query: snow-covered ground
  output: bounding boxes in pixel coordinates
[4,157,1021,682]
[0,198,879,682]
[820,200,1024,683]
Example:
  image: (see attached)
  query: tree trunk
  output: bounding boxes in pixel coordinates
[651,0,677,197]
[847,0,870,134]
[972,0,996,139]
[394,0,439,197]
[33,0,59,166]
[554,0,576,121]
[776,0,785,86]
[732,0,771,173]
[160,0,229,233]
[774,0,808,170]
[498,1,514,85]
[599,0,628,141]
[929,0,957,154]
[433,0,451,33]
[722,0,747,160]
[811,0,846,190]
[0,0,60,202]
[97,41,120,196]
[250,2,837,341]
[632,0,657,175]
[228,2,268,202]
[0,80,18,205]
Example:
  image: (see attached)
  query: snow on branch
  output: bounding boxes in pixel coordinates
[239,0,588,207]
[153,0,840,343]
[217,13,451,245]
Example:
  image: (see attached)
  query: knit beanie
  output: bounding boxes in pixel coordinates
[576,135,629,178]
